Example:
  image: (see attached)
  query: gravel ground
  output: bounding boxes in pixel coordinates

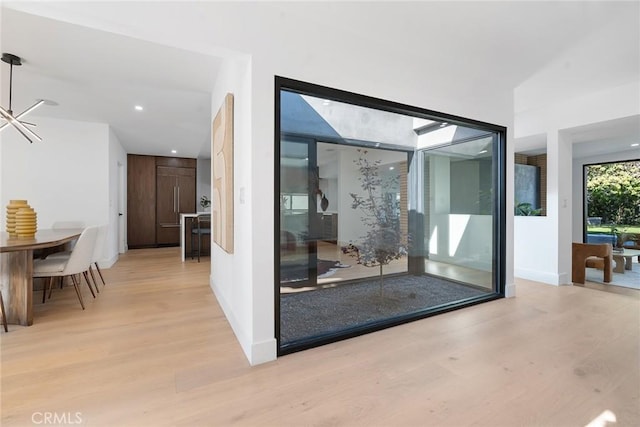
[280,274,490,344]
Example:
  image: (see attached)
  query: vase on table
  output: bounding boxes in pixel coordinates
[15,206,37,238]
[6,200,30,237]
[6,200,38,238]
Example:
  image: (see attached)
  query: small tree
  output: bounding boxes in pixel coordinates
[349,150,407,298]
[587,162,640,226]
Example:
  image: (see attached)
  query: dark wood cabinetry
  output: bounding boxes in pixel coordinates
[127,155,157,247]
[127,155,196,248]
[156,165,196,245]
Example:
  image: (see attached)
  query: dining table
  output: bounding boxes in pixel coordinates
[0,228,83,326]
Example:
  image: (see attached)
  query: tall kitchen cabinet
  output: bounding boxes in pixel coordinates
[156,163,196,244]
[127,155,196,248]
[127,155,157,247]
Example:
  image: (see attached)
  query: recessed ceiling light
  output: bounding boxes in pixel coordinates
[171,149,177,154]
[632,143,639,147]
[440,122,448,127]
[135,105,143,111]
[479,150,488,154]
[322,100,331,106]
[389,166,395,170]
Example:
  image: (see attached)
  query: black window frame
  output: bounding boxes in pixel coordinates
[275,76,507,356]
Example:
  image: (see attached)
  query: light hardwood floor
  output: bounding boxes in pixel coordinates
[1,247,639,426]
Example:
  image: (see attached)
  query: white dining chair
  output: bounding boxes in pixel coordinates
[89,225,108,287]
[38,221,86,261]
[48,224,107,293]
[33,226,98,309]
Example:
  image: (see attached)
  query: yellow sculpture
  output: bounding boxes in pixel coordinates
[6,200,37,238]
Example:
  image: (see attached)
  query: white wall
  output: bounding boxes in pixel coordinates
[0,117,123,267]
[1,116,110,230]
[107,127,127,265]
[209,54,266,364]
[513,216,557,283]
[514,12,639,115]
[515,82,640,140]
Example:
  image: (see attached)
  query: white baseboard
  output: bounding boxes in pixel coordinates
[557,272,571,286]
[515,268,570,286]
[210,277,250,357]
[97,254,118,269]
[505,282,516,298]
[210,277,277,366]
[250,339,277,365]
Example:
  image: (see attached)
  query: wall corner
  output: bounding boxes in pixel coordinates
[249,338,277,366]
[505,282,516,298]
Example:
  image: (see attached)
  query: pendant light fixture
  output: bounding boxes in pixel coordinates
[0,53,43,143]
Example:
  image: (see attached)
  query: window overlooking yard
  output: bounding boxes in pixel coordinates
[585,160,640,245]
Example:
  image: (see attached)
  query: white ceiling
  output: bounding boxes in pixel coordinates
[514,115,640,159]
[0,8,221,158]
[1,2,638,161]
[569,116,640,159]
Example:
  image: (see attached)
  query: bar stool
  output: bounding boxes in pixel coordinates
[190,214,211,262]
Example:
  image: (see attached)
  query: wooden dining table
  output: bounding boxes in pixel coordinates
[0,228,83,326]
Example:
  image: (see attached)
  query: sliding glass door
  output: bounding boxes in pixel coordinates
[280,138,317,287]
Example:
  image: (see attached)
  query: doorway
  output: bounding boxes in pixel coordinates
[118,161,126,254]
[582,159,640,289]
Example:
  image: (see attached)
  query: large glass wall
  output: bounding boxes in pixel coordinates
[276,78,505,354]
[422,137,497,290]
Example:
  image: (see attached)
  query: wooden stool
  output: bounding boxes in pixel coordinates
[585,256,604,269]
[572,243,612,284]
